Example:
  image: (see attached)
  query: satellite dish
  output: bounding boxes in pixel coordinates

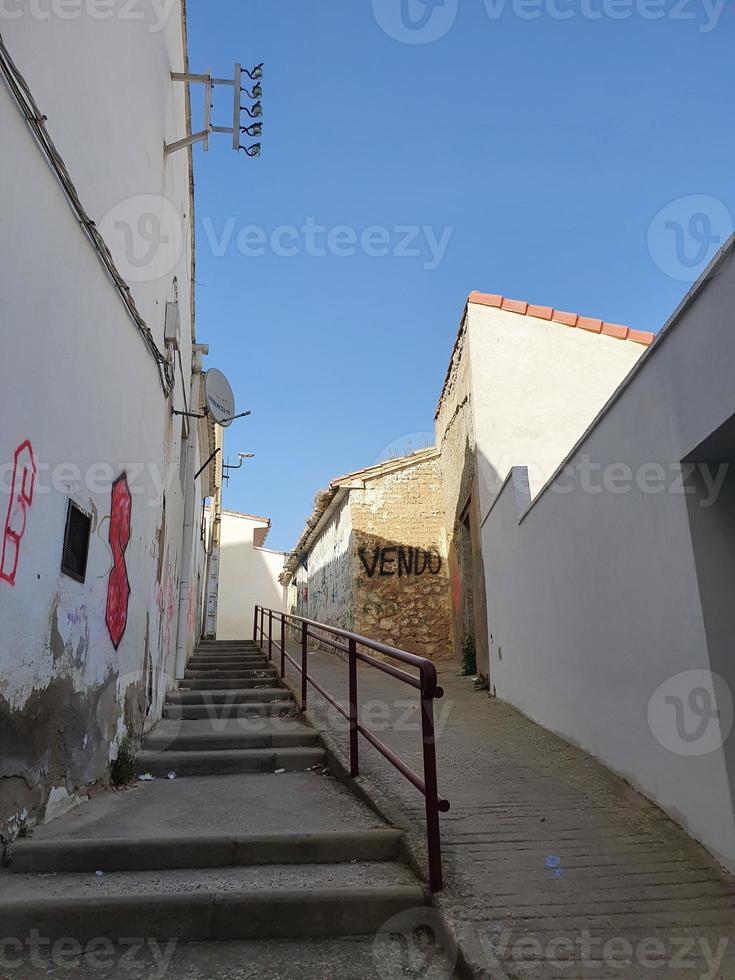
[204,369,236,427]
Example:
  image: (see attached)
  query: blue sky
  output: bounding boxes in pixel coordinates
[187,0,734,552]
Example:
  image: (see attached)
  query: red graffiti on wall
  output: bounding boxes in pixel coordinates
[105,474,132,649]
[0,441,37,586]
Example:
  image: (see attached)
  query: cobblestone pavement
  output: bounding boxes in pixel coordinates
[276,641,735,979]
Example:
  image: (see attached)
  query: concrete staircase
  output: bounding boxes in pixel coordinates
[0,640,427,945]
[137,640,324,777]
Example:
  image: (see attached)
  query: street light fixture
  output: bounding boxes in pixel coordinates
[223,452,255,484]
[166,62,264,158]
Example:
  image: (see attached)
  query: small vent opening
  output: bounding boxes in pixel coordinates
[61,501,91,583]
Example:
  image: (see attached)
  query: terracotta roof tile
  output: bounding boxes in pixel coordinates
[468,291,502,308]
[469,292,655,348]
[628,328,655,345]
[501,297,528,315]
[602,322,629,340]
[527,304,553,320]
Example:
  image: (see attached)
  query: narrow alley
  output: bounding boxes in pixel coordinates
[2,2,735,978]
[1,638,454,978]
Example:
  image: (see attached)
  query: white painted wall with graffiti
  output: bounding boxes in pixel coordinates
[292,495,354,634]
[0,3,213,836]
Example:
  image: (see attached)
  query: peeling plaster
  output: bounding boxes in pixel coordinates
[0,668,118,839]
[44,784,86,823]
[50,594,90,669]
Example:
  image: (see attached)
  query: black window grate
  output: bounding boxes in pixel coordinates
[61,501,91,583]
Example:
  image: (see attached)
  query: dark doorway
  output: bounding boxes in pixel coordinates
[684,430,735,831]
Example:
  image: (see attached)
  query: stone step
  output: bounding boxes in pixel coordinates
[147,716,308,737]
[163,702,297,721]
[178,678,277,690]
[0,934,455,979]
[189,650,267,660]
[143,726,319,752]
[196,642,260,652]
[191,648,268,657]
[184,668,277,680]
[1,864,426,942]
[7,829,404,873]
[185,666,275,675]
[11,772,396,842]
[188,655,271,662]
[187,657,271,668]
[135,746,325,776]
[166,688,291,705]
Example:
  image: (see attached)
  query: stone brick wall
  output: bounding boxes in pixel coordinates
[350,456,453,660]
[434,314,489,668]
[435,315,476,530]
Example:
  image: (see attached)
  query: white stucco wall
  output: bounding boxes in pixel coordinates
[294,495,354,634]
[467,304,647,518]
[216,512,286,640]
[0,3,207,833]
[481,248,735,870]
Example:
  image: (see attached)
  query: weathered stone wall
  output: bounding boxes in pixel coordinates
[350,457,453,660]
[434,314,489,669]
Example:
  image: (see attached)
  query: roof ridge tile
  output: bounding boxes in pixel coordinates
[467,291,655,347]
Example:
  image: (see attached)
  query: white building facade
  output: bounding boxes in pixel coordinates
[0,3,217,834]
[215,511,286,641]
[481,246,735,871]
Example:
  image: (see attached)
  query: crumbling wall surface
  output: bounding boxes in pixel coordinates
[0,6,194,837]
[0,462,186,837]
[351,458,453,659]
[434,318,488,666]
[297,497,354,641]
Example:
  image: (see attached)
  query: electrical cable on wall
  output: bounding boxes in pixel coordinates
[0,31,175,396]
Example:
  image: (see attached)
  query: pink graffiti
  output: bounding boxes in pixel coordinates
[186,584,197,635]
[166,570,174,624]
[105,474,132,649]
[1,441,37,586]
[156,559,175,626]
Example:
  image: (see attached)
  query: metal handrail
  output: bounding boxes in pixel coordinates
[253,604,449,891]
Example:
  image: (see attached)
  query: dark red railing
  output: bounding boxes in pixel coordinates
[253,604,450,891]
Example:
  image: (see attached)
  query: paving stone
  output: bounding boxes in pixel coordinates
[284,643,735,979]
